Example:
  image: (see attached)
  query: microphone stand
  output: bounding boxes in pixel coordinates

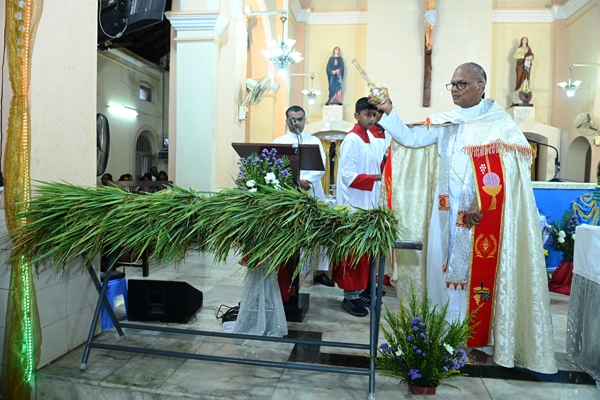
[526,138,562,182]
[291,122,302,189]
[328,141,337,197]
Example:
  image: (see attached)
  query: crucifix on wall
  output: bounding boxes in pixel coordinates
[423,0,437,107]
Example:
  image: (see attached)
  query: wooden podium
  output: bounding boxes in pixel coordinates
[232,142,324,183]
[232,142,325,322]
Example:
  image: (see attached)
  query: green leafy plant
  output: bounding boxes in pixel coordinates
[370,287,476,390]
[4,182,400,279]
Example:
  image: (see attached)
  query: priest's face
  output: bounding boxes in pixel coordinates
[449,66,484,109]
[286,110,306,133]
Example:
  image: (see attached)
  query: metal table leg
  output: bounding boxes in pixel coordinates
[368,253,386,400]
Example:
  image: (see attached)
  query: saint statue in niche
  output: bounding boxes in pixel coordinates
[326,46,344,105]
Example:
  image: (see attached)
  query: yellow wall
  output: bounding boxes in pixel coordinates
[304,24,368,124]
[490,24,554,125]
[311,1,367,11]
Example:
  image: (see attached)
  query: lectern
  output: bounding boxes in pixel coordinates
[232,142,325,183]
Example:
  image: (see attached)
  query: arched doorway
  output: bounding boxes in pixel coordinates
[135,131,155,179]
[566,137,592,182]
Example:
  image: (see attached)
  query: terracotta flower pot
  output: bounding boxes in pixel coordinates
[408,383,438,395]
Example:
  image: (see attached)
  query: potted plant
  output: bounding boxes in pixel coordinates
[370,287,476,395]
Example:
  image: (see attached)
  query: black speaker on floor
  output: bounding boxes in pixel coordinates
[127,280,203,323]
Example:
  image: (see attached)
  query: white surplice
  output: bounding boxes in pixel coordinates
[336,128,382,210]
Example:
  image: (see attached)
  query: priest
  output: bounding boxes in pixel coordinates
[274,106,333,287]
[376,62,557,373]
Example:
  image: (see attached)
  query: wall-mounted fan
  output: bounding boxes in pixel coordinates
[97,113,110,176]
[575,113,599,134]
[238,75,272,120]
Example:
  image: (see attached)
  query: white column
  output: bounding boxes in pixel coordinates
[166,11,228,190]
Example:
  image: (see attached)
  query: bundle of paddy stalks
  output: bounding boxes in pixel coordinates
[5,181,400,278]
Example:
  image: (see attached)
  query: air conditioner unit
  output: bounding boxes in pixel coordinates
[158,150,168,160]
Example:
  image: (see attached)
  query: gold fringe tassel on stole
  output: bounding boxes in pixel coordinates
[462,140,533,162]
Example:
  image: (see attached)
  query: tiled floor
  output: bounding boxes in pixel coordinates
[34,253,600,399]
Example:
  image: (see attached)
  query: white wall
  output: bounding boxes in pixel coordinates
[366,0,493,122]
[97,52,168,181]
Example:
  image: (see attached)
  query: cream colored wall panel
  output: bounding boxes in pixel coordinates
[66,273,98,316]
[37,282,67,329]
[30,0,96,186]
[66,304,100,352]
[38,320,68,368]
[367,0,493,122]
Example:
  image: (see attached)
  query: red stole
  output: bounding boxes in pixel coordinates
[467,152,505,347]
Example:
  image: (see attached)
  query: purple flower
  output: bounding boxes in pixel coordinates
[408,369,421,381]
[443,366,448,372]
[413,326,419,331]
[407,336,412,341]
[458,349,467,364]
[411,317,421,324]
[422,352,426,357]
[416,349,422,354]
[379,343,389,351]
[419,333,425,338]
[412,345,417,350]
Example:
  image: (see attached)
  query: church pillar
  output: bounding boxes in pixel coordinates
[166,11,228,190]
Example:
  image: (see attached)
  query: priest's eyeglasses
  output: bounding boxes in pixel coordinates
[446,81,480,90]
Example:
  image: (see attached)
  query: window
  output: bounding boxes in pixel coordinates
[139,85,152,102]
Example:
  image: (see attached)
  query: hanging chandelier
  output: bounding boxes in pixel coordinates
[300,74,321,105]
[557,65,581,97]
[260,13,303,76]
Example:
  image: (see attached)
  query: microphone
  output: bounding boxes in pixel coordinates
[289,117,299,131]
[526,138,562,182]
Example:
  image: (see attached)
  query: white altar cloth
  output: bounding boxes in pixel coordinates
[567,224,600,384]
[573,224,600,284]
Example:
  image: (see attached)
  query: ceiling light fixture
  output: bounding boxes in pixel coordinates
[300,74,321,105]
[557,65,581,97]
[260,12,303,78]
[557,63,600,97]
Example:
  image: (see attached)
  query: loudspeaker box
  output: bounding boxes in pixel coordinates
[127,280,203,323]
